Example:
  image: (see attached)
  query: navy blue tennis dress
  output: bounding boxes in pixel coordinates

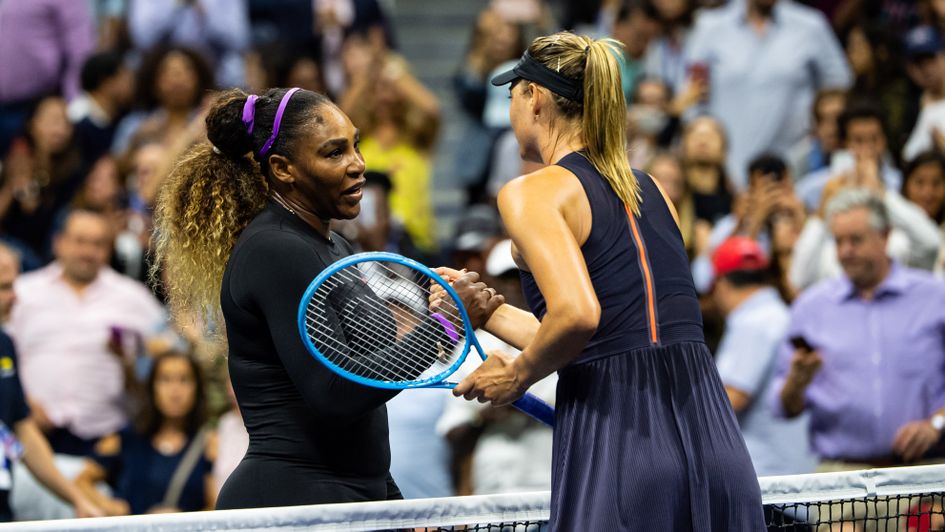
[520,153,764,531]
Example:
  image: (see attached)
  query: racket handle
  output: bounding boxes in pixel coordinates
[512,393,556,427]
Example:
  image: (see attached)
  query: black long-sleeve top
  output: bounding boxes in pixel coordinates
[220,202,400,492]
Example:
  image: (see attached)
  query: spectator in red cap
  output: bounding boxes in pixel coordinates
[711,237,816,486]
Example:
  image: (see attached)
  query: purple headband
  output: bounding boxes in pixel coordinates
[242,88,302,158]
[241,95,258,135]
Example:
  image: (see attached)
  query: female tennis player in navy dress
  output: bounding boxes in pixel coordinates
[450,33,765,530]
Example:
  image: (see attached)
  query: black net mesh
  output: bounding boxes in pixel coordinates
[764,493,945,531]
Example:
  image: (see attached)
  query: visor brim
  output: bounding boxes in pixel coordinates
[490,69,519,87]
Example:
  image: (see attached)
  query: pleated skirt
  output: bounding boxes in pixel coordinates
[549,341,765,531]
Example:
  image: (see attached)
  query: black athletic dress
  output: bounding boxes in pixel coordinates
[216,201,405,508]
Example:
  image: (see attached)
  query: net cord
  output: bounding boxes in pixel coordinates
[6,465,945,531]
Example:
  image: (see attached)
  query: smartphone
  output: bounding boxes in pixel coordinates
[357,187,379,229]
[829,150,855,177]
[790,335,814,352]
[109,326,143,362]
[756,160,786,183]
[688,62,710,85]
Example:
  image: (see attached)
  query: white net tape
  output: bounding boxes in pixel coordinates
[2,465,944,531]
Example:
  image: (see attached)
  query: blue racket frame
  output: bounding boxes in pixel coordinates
[297,251,555,427]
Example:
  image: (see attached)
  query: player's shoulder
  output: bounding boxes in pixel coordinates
[234,223,317,260]
[499,164,584,205]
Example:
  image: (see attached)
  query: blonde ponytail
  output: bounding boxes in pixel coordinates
[582,39,640,214]
[525,33,641,214]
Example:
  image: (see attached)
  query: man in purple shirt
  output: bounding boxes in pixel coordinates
[0,0,95,157]
[773,187,945,470]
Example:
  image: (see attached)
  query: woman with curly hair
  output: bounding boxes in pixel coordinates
[152,87,500,508]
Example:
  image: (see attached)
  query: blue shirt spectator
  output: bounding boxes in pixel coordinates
[685,0,851,189]
[796,160,902,212]
[714,283,816,476]
[127,0,249,88]
[387,390,452,499]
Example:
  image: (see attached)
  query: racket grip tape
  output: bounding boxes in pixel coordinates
[512,393,556,427]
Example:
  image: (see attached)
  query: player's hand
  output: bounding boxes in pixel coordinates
[430,269,504,329]
[893,420,942,463]
[429,267,468,316]
[432,266,466,282]
[454,350,526,406]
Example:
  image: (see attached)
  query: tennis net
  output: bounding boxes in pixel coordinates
[2,464,944,531]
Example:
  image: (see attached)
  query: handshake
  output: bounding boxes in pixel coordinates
[427,267,505,330]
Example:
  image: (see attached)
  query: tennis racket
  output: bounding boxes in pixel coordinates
[297,251,555,427]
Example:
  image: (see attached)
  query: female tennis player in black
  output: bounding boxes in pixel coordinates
[153,87,503,508]
[446,33,766,530]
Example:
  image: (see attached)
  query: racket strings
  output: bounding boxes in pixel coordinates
[307,280,437,381]
[306,294,455,382]
[339,262,467,339]
[304,262,467,384]
[364,261,466,326]
[306,294,443,381]
[326,265,466,327]
[305,309,430,382]
[318,273,464,359]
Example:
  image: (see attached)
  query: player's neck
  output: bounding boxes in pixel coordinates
[271,191,332,240]
[540,135,584,166]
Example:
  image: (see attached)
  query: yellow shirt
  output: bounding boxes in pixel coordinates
[359,137,436,251]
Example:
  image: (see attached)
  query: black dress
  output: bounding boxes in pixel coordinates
[215,202,403,509]
[521,154,764,531]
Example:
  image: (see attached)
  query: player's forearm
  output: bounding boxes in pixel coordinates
[482,304,540,351]
[511,306,598,388]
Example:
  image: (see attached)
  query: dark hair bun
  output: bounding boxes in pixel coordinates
[206,89,255,160]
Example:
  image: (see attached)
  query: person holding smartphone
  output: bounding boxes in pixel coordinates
[777,189,945,459]
[796,103,905,212]
[709,237,816,527]
[690,153,806,297]
[772,188,945,527]
[684,0,851,189]
[790,103,942,290]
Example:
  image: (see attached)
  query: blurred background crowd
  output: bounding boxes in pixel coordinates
[1,0,945,524]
